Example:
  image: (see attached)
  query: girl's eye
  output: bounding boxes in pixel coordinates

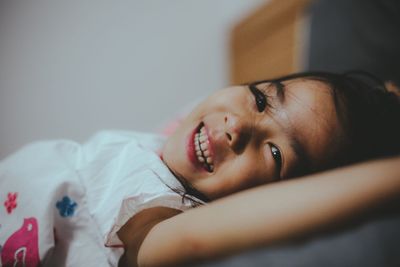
[249,85,267,112]
[270,144,282,176]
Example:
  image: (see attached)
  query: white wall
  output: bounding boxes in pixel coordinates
[0,0,267,159]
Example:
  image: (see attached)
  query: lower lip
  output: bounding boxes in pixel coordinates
[186,123,206,171]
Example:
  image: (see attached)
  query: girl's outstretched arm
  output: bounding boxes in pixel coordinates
[136,156,400,267]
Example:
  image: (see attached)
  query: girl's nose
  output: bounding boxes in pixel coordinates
[224,114,251,153]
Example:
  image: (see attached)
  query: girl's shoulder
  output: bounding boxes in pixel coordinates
[83,130,165,152]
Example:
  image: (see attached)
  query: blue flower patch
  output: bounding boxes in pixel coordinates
[56,196,77,217]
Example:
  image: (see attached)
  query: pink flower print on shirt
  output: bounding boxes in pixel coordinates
[4,192,18,214]
[1,217,40,267]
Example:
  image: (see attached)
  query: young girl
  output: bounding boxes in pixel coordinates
[0,71,399,267]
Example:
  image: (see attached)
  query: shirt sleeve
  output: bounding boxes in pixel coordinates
[104,190,192,247]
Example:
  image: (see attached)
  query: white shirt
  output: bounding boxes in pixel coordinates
[0,131,201,266]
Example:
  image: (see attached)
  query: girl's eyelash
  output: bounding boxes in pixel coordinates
[269,143,283,177]
[249,84,267,112]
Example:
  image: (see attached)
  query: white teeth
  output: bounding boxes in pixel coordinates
[193,125,214,172]
[199,135,207,142]
[200,142,208,151]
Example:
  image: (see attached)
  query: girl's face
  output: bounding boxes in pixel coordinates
[162,78,346,199]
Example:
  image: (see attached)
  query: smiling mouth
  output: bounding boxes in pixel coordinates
[194,124,214,172]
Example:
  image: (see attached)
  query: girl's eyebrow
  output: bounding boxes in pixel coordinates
[273,81,285,104]
[288,134,311,178]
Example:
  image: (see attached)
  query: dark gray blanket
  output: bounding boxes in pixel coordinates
[198,213,400,267]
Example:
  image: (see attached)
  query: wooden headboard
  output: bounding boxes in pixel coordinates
[230,0,312,84]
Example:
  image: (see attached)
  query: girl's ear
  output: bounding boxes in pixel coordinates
[385,81,400,97]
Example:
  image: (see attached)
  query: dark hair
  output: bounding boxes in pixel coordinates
[248,71,400,172]
[173,176,210,206]
[161,167,211,206]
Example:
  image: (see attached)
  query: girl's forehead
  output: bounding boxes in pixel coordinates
[283,78,331,91]
[257,78,334,114]
[290,80,333,102]
[254,78,333,99]
[270,79,342,172]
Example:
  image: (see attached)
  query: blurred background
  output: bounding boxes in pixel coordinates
[1,0,399,163]
[0,0,267,159]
